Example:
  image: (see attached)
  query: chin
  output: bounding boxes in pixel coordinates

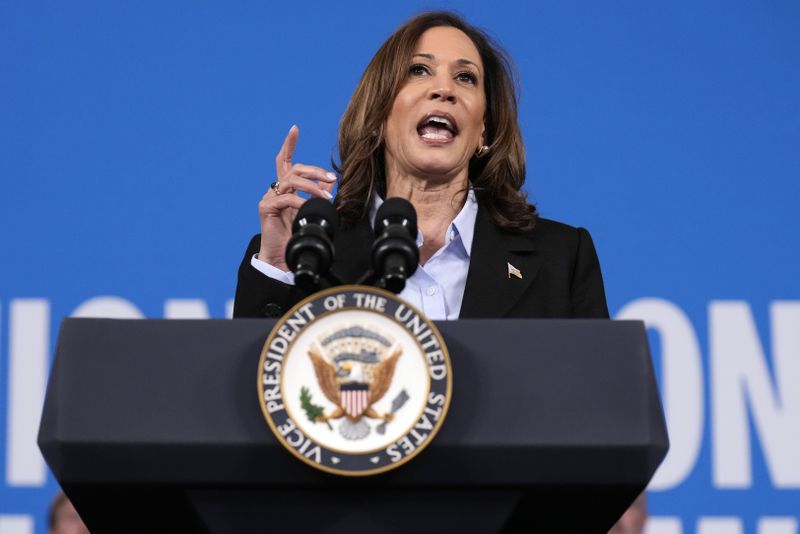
[414,161,466,178]
[411,151,469,178]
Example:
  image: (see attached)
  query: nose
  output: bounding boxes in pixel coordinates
[429,76,456,103]
[430,90,455,103]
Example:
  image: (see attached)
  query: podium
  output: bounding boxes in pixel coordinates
[39,318,667,533]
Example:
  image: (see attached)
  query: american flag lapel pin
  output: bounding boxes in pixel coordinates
[507,262,522,279]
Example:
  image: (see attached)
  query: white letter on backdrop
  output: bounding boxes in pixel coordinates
[164,299,210,319]
[616,298,703,490]
[6,299,49,486]
[759,517,798,534]
[644,517,683,534]
[697,518,742,534]
[711,301,800,488]
[71,296,144,319]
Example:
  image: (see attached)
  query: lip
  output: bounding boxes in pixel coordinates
[416,110,459,145]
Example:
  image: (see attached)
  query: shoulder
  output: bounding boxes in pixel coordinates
[502,215,603,281]
[531,217,581,239]
[519,216,596,255]
[471,201,598,255]
[525,217,609,318]
[465,209,608,318]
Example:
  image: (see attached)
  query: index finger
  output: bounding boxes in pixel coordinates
[275,124,299,177]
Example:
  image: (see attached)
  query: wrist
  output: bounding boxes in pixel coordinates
[258,250,289,272]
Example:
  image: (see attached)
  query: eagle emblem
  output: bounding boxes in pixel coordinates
[301,325,406,440]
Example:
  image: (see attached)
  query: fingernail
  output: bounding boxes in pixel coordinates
[325,172,337,182]
[323,190,333,200]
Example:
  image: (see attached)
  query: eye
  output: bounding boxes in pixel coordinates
[456,71,478,85]
[409,63,431,77]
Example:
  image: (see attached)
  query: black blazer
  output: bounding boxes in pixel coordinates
[234,204,609,319]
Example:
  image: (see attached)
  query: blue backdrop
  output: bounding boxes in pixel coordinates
[1,2,798,533]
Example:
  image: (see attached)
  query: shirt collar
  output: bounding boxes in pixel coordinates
[368,189,477,257]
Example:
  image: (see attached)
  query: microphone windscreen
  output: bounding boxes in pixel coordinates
[375,197,418,238]
[293,197,339,236]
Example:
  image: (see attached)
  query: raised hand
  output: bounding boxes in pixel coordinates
[257,125,337,271]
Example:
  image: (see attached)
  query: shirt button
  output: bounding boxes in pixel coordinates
[449,230,455,241]
[426,287,437,296]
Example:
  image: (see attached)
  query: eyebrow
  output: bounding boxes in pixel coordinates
[413,53,481,73]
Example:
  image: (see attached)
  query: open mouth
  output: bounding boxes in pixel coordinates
[417,112,459,141]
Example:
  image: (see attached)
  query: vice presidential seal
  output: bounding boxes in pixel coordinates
[257,285,452,476]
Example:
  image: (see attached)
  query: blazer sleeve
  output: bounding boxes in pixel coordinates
[233,234,304,318]
[570,227,610,318]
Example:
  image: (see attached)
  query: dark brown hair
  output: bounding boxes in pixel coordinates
[334,11,537,231]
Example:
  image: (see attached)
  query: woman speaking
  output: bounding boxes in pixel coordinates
[234,11,608,320]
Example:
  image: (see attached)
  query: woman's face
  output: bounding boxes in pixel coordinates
[384,26,486,183]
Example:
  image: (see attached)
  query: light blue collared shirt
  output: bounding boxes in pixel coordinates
[250,190,477,320]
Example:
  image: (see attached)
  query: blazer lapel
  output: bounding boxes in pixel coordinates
[459,206,542,318]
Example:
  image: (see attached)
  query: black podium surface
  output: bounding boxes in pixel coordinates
[39,318,667,533]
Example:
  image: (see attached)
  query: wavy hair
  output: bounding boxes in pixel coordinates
[334,11,537,231]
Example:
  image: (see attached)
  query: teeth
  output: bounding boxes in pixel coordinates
[417,114,456,140]
[428,116,452,129]
[421,132,450,140]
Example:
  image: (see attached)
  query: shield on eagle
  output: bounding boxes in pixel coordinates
[339,383,370,419]
[305,325,403,439]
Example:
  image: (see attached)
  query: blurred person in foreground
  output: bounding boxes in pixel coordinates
[48,491,90,534]
[609,493,648,534]
[234,11,608,320]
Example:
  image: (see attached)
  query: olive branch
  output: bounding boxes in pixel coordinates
[300,386,332,430]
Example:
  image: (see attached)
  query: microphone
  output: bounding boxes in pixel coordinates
[285,198,338,292]
[371,197,419,293]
